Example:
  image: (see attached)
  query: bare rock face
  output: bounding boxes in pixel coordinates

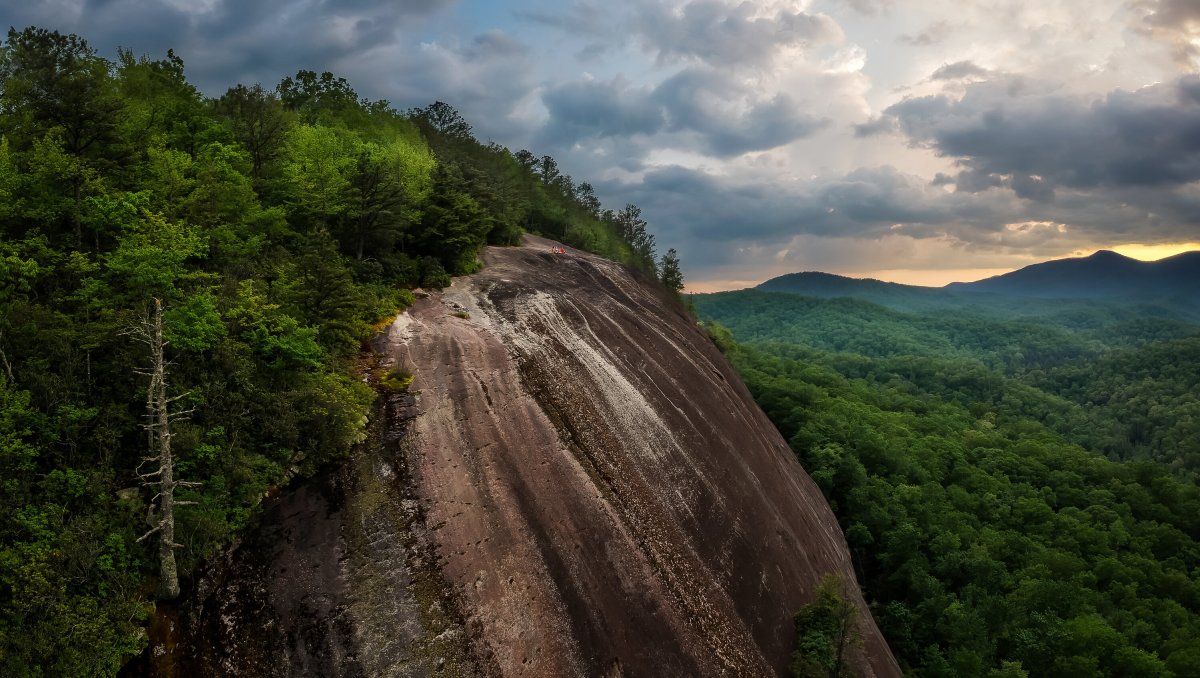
[386,236,900,677]
[138,236,899,677]
[130,389,479,678]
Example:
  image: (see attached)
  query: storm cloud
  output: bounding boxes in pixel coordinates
[2,0,1198,287]
[2,0,461,93]
[887,76,1200,193]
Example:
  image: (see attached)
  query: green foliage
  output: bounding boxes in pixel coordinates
[379,367,414,391]
[693,290,1200,474]
[791,574,861,678]
[0,26,680,674]
[418,257,452,289]
[703,320,736,354]
[660,247,684,293]
[103,208,204,300]
[700,293,1200,677]
[214,83,290,184]
[164,291,225,352]
[418,164,490,275]
[282,123,354,225]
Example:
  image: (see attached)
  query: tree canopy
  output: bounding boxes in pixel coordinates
[695,289,1200,677]
[0,26,676,674]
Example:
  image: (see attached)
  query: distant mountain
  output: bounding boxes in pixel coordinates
[756,271,961,312]
[758,271,937,298]
[947,250,1200,302]
[753,251,1200,314]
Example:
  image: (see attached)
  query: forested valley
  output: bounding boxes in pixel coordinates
[695,289,1200,676]
[0,26,679,674]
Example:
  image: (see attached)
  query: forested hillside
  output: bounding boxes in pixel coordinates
[0,26,675,674]
[695,290,1200,676]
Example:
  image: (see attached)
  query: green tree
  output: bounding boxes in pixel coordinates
[216,83,291,184]
[408,100,473,140]
[417,164,490,275]
[281,124,354,228]
[0,27,122,243]
[660,248,684,293]
[792,574,861,678]
[277,69,362,123]
[115,47,212,157]
[341,135,433,261]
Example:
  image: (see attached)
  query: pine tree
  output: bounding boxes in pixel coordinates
[660,248,684,293]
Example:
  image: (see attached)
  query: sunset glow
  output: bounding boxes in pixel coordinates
[1106,243,1200,262]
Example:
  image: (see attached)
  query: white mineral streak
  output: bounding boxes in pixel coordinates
[393,238,900,677]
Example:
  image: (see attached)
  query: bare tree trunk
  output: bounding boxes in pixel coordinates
[150,300,181,600]
[128,299,192,601]
[0,327,15,384]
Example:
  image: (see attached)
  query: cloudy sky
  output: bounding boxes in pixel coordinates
[5,0,1200,289]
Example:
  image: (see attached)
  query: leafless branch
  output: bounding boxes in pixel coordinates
[0,328,15,383]
[136,524,162,543]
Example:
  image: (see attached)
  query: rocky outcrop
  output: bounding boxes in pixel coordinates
[385,236,899,676]
[140,235,899,677]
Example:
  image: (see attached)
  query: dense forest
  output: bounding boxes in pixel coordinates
[0,26,680,674]
[695,290,1200,676]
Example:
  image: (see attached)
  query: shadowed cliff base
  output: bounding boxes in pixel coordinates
[123,374,480,677]
[133,235,899,677]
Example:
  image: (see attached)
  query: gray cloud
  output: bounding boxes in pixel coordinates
[0,0,459,93]
[652,67,829,156]
[517,2,608,34]
[1133,0,1200,67]
[854,116,899,137]
[599,165,989,256]
[363,30,540,144]
[930,60,991,80]
[635,0,841,67]
[945,169,1055,202]
[887,75,1200,193]
[541,78,666,142]
[517,0,840,70]
[597,154,1200,274]
[540,67,829,157]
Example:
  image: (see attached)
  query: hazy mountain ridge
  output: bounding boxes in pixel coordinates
[947,250,1200,301]
[754,250,1200,318]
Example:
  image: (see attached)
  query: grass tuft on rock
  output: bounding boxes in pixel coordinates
[380,367,414,391]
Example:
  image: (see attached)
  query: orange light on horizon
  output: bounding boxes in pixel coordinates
[1105,242,1200,261]
[685,268,1016,292]
[685,280,762,294]
[684,242,1200,293]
